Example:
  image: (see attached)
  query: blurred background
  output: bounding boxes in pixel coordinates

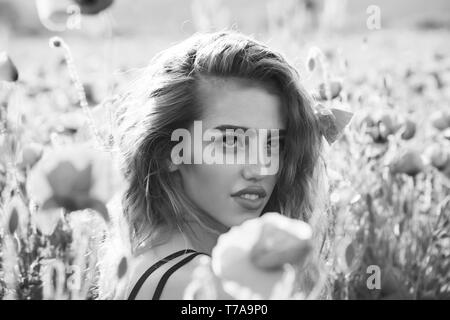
[1,0,449,89]
[0,0,450,300]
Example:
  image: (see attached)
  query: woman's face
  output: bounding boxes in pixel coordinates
[175,78,286,228]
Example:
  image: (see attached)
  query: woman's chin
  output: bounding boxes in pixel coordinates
[226,211,261,228]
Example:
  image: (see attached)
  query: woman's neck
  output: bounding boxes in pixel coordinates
[136,220,228,257]
[182,220,223,255]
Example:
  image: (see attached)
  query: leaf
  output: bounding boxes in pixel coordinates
[8,207,19,234]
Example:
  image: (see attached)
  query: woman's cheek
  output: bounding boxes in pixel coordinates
[187,164,235,204]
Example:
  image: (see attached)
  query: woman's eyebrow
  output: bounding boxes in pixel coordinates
[213,125,286,137]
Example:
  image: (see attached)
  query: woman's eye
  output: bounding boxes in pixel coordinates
[267,139,278,148]
[223,135,238,149]
[267,138,285,153]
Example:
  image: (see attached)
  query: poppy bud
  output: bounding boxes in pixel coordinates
[0,52,19,82]
[117,256,128,280]
[306,56,315,72]
[49,36,63,48]
[400,119,416,140]
[429,145,449,170]
[250,220,313,270]
[8,208,19,234]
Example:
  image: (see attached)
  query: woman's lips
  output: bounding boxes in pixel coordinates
[232,195,265,210]
[231,186,267,210]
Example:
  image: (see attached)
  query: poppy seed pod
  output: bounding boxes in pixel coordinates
[0,52,19,82]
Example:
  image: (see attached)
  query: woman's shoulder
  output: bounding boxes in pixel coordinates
[156,253,206,299]
[127,248,206,300]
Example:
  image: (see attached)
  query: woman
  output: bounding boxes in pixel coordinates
[112,30,328,300]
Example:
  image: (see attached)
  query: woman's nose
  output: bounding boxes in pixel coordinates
[241,163,266,181]
[240,137,280,180]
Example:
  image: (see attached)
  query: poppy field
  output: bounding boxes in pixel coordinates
[0,0,450,300]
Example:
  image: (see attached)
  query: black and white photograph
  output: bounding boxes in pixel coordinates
[0,0,449,309]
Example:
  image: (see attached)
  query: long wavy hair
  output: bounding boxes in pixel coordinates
[114,31,327,256]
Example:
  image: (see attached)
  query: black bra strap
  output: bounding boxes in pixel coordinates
[127,249,196,300]
[152,252,205,300]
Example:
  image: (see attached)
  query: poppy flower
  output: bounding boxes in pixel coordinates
[0,52,19,82]
[249,214,313,270]
[27,144,123,223]
[443,128,450,141]
[430,110,450,131]
[427,144,449,171]
[17,143,44,170]
[377,111,401,136]
[305,46,324,73]
[317,79,343,100]
[183,256,224,300]
[389,148,424,176]
[211,212,313,299]
[361,110,399,143]
[33,207,63,236]
[379,266,413,299]
[35,0,74,32]
[330,185,361,207]
[73,0,114,15]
